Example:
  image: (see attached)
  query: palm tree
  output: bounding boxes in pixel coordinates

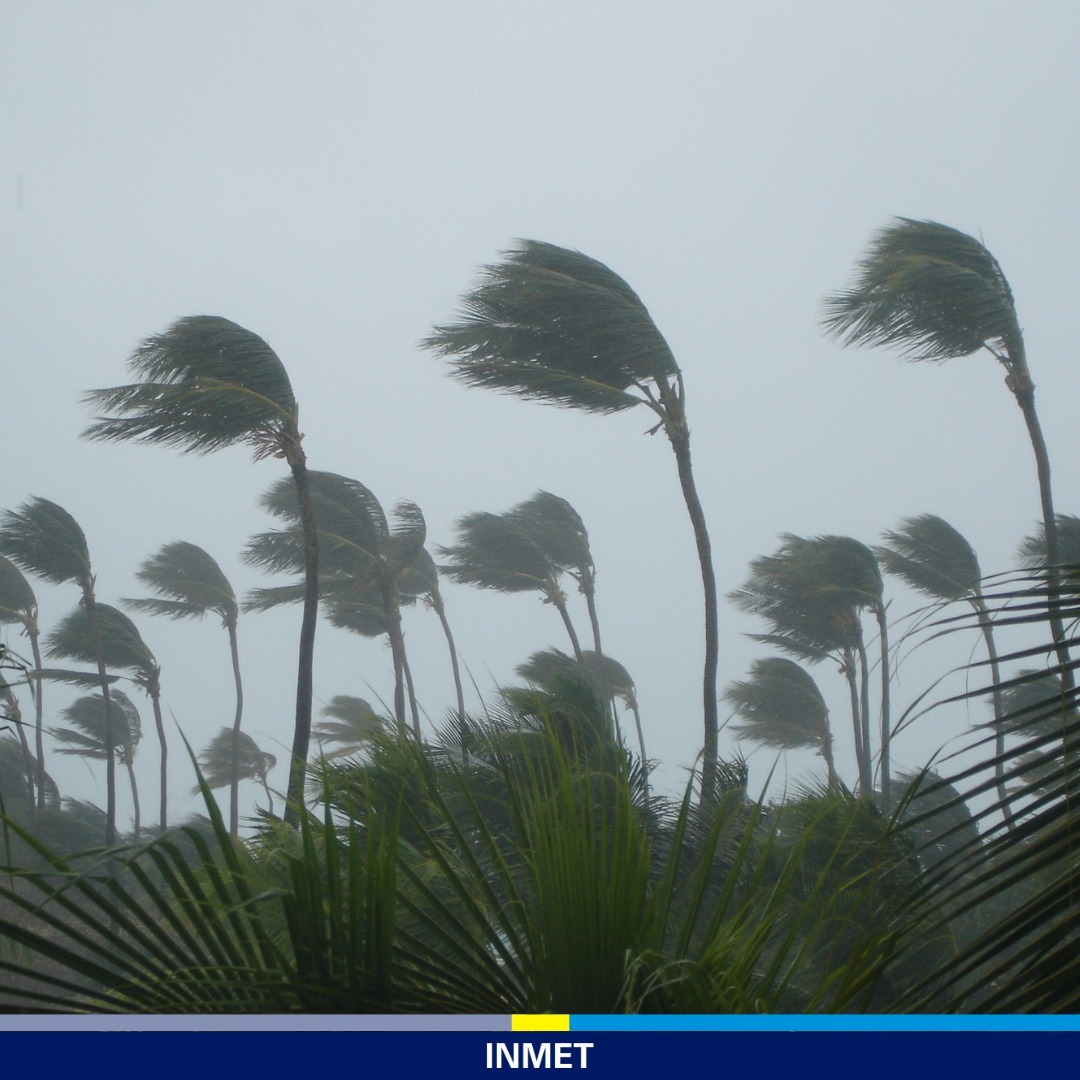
[82,315,318,826]
[723,657,837,786]
[53,690,142,838]
[313,695,385,758]
[195,727,276,818]
[439,505,585,661]
[243,471,426,735]
[516,647,648,771]
[124,541,246,837]
[0,497,120,842]
[45,602,169,831]
[731,534,888,799]
[423,241,721,791]
[0,554,46,810]
[876,514,1011,816]
[823,218,1071,687]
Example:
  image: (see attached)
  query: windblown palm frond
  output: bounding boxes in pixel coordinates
[424,240,678,414]
[313,695,384,758]
[724,657,836,782]
[83,316,298,460]
[45,603,158,683]
[125,541,238,625]
[0,498,93,589]
[53,690,141,763]
[822,218,1020,363]
[876,514,983,601]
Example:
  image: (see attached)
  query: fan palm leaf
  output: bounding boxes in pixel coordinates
[195,727,276,817]
[425,241,721,792]
[83,316,318,826]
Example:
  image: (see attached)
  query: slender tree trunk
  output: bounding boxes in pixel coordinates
[380,577,409,733]
[855,626,873,799]
[581,580,617,731]
[3,688,35,808]
[876,605,892,810]
[843,644,870,793]
[972,592,1014,829]
[227,618,244,838]
[430,591,465,725]
[821,728,839,788]
[126,760,141,839]
[82,593,117,845]
[666,427,720,796]
[148,682,167,831]
[551,591,584,662]
[1012,378,1073,693]
[402,652,421,738]
[29,623,44,813]
[284,454,318,827]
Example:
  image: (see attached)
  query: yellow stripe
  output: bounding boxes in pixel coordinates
[512,1014,571,1032]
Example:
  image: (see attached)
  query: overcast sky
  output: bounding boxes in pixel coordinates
[3,1,1079,827]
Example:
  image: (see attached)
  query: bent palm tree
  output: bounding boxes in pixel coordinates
[424,242,721,791]
[0,554,46,810]
[195,727,276,818]
[244,472,426,734]
[83,316,318,825]
[823,218,1071,687]
[439,506,585,661]
[723,657,837,786]
[125,541,245,837]
[731,535,888,800]
[53,690,142,838]
[46,602,169,831]
[0,497,120,842]
[876,514,1011,818]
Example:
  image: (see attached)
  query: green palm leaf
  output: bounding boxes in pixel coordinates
[125,541,238,625]
[876,514,982,601]
[0,497,93,589]
[83,316,298,460]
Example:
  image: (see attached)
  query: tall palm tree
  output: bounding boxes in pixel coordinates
[0,497,120,842]
[53,690,142,839]
[45,602,169,831]
[243,471,426,735]
[124,541,245,837]
[731,534,888,799]
[439,506,585,661]
[823,218,1071,687]
[82,315,318,826]
[0,554,46,810]
[195,727,276,818]
[423,241,721,791]
[876,514,1011,816]
[723,657,837,786]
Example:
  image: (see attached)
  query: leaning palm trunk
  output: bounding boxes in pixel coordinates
[147,684,167,831]
[429,593,465,724]
[227,619,244,837]
[972,592,1012,824]
[284,453,319,824]
[82,596,118,844]
[875,605,892,809]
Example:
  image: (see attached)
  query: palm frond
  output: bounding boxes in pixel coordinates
[0,554,36,624]
[83,316,298,459]
[423,240,679,414]
[52,690,141,760]
[0,497,93,589]
[876,514,982,601]
[822,218,1020,363]
[723,657,830,752]
[125,540,237,624]
[45,603,158,682]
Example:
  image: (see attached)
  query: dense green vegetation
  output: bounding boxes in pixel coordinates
[1,220,1079,1013]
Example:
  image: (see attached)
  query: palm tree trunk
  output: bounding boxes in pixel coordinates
[876,605,892,809]
[552,593,584,662]
[284,456,319,827]
[148,685,167,831]
[971,592,1014,829]
[666,426,720,796]
[4,689,35,808]
[227,618,244,838]
[126,760,141,839]
[82,593,117,845]
[1011,377,1073,692]
[843,644,870,793]
[402,650,421,738]
[430,593,466,724]
[855,626,873,799]
[379,577,409,732]
[29,626,45,813]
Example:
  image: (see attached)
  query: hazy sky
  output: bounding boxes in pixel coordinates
[3,1,1079,826]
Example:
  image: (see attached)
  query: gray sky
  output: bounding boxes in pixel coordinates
[3,1,1079,827]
